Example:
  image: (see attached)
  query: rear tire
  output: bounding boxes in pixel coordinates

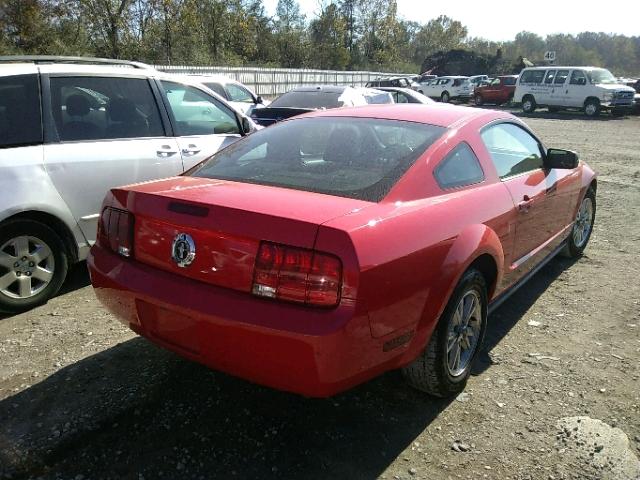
[522,95,536,113]
[441,91,450,103]
[474,94,484,106]
[402,269,487,397]
[0,219,69,313]
[562,187,596,258]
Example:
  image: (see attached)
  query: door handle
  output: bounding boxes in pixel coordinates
[181,144,201,156]
[157,145,178,157]
[518,195,534,212]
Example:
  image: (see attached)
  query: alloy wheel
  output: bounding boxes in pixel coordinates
[573,197,594,248]
[0,236,55,299]
[446,290,482,377]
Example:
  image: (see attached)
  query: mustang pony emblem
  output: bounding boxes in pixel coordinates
[171,233,196,268]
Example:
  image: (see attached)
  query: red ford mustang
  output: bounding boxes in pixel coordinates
[88,104,596,398]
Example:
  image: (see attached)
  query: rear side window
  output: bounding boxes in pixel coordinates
[190,117,445,202]
[520,70,545,84]
[555,70,570,85]
[481,123,543,179]
[50,76,164,142]
[434,143,484,189]
[270,91,344,109]
[0,74,42,148]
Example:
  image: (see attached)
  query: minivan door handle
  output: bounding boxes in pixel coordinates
[157,145,178,157]
[518,195,534,212]
[181,144,201,156]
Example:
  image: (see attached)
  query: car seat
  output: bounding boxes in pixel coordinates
[106,97,149,139]
[63,94,100,141]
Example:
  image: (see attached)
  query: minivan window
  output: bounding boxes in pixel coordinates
[50,76,164,142]
[190,117,445,202]
[520,70,545,84]
[570,70,587,85]
[0,74,42,148]
[544,70,556,84]
[554,70,570,85]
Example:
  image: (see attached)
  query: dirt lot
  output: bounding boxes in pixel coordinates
[1,111,639,480]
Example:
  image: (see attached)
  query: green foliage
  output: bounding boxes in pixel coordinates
[0,0,638,75]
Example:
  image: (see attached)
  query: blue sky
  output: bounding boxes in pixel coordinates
[263,0,638,41]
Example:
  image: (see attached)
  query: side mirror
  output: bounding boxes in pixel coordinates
[255,95,263,105]
[240,115,256,136]
[545,148,579,169]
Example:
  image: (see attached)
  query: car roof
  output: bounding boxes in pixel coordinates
[289,85,350,93]
[521,66,606,71]
[303,103,510,128]
[180,74,237,85]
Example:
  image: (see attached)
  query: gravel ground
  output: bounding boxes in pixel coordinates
[1,110,639,480]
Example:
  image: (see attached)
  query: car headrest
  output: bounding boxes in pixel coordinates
[324,126,362,164]
[66,94,91,117]
[107,97,137,122]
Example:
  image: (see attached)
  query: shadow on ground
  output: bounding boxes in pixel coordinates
[0,257,577,480]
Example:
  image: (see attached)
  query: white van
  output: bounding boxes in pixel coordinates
[514,66,636,117]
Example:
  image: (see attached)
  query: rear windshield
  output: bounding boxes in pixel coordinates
[270,91,343,109]
[190,117,445,202]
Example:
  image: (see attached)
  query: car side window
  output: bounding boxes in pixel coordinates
[555,70,570,85]
[394,92,409,103]
[520,70,545,84]
[49,76,164,142]
[0,74,42,148]
[491,79,500,86]
[202,82,228,99]
[434,142,484,189]
[570,70,587,85]
[481,123,544,179]
[161,81,240,136]
[226,84,254,103]
[544,70,557,84]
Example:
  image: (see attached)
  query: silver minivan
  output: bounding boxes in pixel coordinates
[0,56,255,312]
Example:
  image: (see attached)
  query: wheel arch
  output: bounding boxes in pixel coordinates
[397,224,504,366]
[1,210,79,263]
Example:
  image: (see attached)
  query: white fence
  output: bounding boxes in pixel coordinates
[154,65,409,96]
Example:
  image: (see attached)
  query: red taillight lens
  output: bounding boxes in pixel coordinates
[252,242,342,307]
[98,207,134,258]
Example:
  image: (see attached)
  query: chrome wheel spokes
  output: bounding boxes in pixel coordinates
[0,236,55,299]
[446,290,482,377]
[572,197,593,248]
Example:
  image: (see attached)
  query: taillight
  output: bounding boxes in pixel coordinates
[98,207,134,258]
[252,242,342,307]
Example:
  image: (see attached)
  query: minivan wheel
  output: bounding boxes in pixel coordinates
[441,91,450,103]
[474,94,484,106]
[402,269,487,397]
[522,95,536,113]
[0,220,68,313]
[584,99,600,117]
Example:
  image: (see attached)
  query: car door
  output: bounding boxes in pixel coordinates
[480,123,560,277]
[484,78,501,102]
[550,69,570,106]
[565,70,589,107]
[538,70,556,105]
[159,80,243,171]
[43,74,183,244]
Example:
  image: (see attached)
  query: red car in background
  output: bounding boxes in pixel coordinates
[474,75,518,106]
[88,104,597,398]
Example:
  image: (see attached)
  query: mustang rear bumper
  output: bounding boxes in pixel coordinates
[87,246,404,397]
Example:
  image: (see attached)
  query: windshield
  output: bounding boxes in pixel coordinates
[190,117,445,202]
[270,91,344,109]
[588,69,617,85]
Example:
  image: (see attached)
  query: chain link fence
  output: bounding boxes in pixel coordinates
[154,65,410,96]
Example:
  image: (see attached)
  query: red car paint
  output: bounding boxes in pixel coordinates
[474,75,518,105]
[88,104,596,397]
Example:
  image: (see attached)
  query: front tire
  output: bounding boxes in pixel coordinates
[522,95,536,113]
[402,269,487,397]
[441,91,450,103]
[0,219,69,313]
[474,94,484,106]
[562,187,596,258]
[584,99,600,117]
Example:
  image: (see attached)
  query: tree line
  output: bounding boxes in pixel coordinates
[1,0,639,76]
